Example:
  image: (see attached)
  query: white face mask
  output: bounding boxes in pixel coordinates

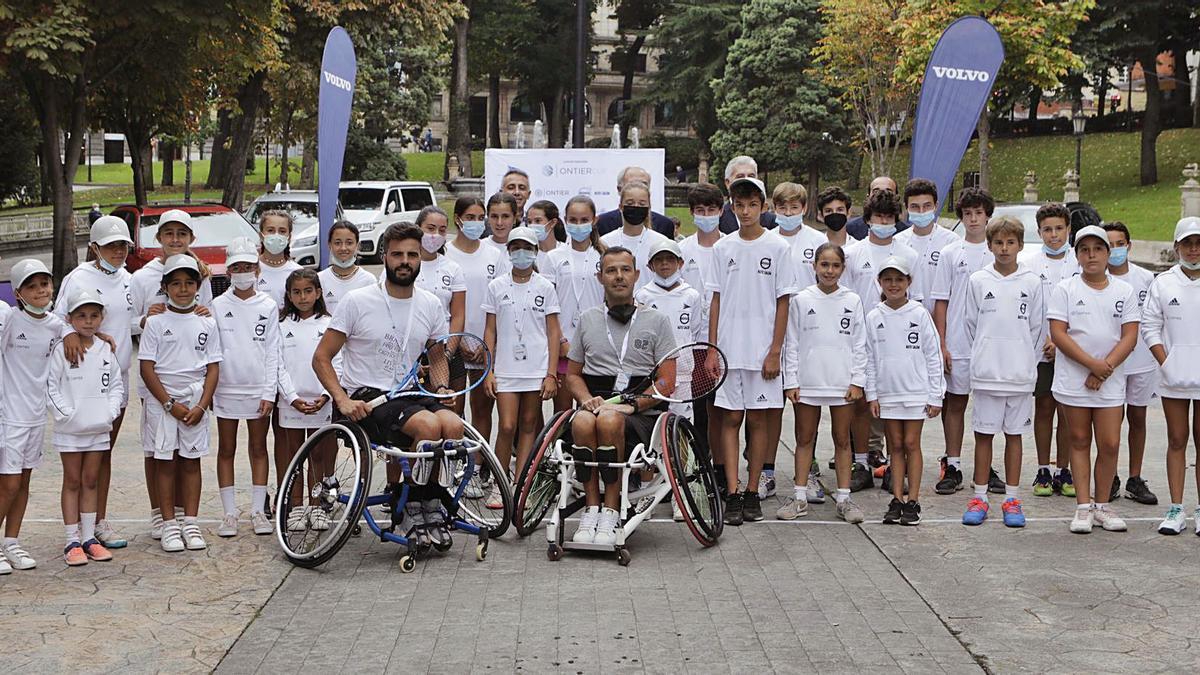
[231,272,257,290]
[653,270,682,289]
[263,233,288,255]
[18,291,51,316]
[167,297,197,311]
[330,254,356,269]
[421,232,446,254]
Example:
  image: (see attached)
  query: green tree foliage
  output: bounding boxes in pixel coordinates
[0,73,40,205]
[342,126,408,181]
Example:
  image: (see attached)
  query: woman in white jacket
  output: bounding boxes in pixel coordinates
[48,290,124,565]
[781,243,867,524]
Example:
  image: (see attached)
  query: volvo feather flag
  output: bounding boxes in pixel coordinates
[317,27,357,269]
[909,17,1004,216]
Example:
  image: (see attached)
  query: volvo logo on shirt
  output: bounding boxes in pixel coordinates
[197,332,208,346]
[758,257,773,274]
[1114,300,1125,316]
[254,323,266,338]
[1138,290,1147,305]
[441,274,451,287]
[802,248,815,261]
[907,331,920,345]
[534,295,545,308]
[487,264,496,276]
[101,372,111,388]
[1018,302,1028,317]
[930,250,941,263]
[679,312,691,326]
[840,317,851,330]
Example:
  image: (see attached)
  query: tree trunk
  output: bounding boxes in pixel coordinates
[1095,70,1110,117]
[221,71,268,209]
[806,163,820,220]
[1027,87,1040,121]
[487,73,502,148]
[977,106,991,193]
[37,140,51,206]
[446,9,472,180]
[548,84,565,148]
[162,140,175,187]
[618,35,646,147]
[142,143,154,192]
[300,137,315,189]
[280,109,293,189]
[206,108,231,189]
[128,135,148,206]
[1139,47,1161,186]
[847,152,863,191]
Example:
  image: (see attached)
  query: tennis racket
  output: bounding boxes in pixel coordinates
[366,332,492,410]
[604,341,728,405]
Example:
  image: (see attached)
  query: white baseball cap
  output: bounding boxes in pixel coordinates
[66,288,104,313]
[1073,224,1109,250]
[162,253,200,277]
[1173,216,1200,243]
[507,226,539,248]
[225,236,260,266]
[157,209,193,231]
[89,215,133,246]
[648,238,684,262]
[728,177,768,202]
[11,259,51,291]
[878,254,912,276]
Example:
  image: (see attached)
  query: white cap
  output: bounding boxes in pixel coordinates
[878,254,912,276]
[728,176,768,202]
[162,254,200,277]
[225,236,260,266]
[1173,216,1200,243]
[11,259,51,291]
[66,288,104,313]
[89,215,133,246]
[157,209,193,231]
[648,238,684,261]
[1073,224,1109,249]
[507,226,539,248]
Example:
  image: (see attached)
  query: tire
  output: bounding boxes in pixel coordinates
[275,423,373,568]
[514,410,574,537]
[452,422,513,539]
[663,414,723,546]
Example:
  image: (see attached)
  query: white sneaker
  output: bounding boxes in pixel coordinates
[1158,505,1186,535]
[1069,505,1093,534]
[287,507,309,532]
[2,542,36,570]
[672,499,685,522]
[757,473,776,499]
[572,506,600,543]
[462,474,486,499]
[593,507,620,547]
[309,508,330,531]
[160,524,185,553]
[1195,506,1200,536]
[150,511,164,540]
[806,473,826,503]
[1093,505,1127,532]
[217,513,239,538]
[485,482,504,510]
[181,522,207,550]
[0,549,11,574]
[251,511,273,535]
[94,520,127,548]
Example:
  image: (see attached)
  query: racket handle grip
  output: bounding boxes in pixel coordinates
[366,394,387,411]
[603,394,622,405]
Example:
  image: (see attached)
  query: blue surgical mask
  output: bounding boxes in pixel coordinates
[330,254,356,269]
[531,224,550,242]
[1181,259,1200,271]
[459,220,486,240]
[18,292,51,316]
[908,211,937,228]
[263,234,288,255]
[1108,246,1129,267]
[566,222,593,242]
[509,249,536,270]
[870,224,897,240]
[694,214,720,233]
[97,257,121,273]
[1042,242,1071,256]
[776,214,803,232]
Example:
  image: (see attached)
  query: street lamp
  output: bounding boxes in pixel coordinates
[1073,111,1087,181]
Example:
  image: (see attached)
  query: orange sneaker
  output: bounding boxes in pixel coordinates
[82,538,113,561]
[64,542,88,566]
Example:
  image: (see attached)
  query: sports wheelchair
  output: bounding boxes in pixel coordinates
[512,409,723,565]
[274,418,513,572]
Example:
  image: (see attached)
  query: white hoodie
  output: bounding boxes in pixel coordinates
[47,339,124,448]
[211,290,281,401]
[1141,265,1200,399]
[1018,248,1080,364]
[54,262,135,371]
[865,300,945,407]
[129,257,214,335]
[963,264,1045,394]
[783,285,867,397]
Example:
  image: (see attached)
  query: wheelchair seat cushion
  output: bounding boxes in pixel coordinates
[340,387,449,447]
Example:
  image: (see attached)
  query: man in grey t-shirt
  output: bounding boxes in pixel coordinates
[565,247,676,545]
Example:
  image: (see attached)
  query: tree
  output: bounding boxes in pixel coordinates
[342,126,407,180]
[466,0,537,148]
[612,0,669,147]
[710,0,852,201]
[509,0,592,148]
[445,2,473,179]
[355,25,446,144]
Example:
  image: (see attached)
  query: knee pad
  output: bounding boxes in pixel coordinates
[597,445,619,484]
[571,444,593,482]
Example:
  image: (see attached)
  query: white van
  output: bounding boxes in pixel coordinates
[337,181,438,260]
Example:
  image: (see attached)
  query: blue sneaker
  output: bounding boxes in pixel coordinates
[1001,498,1026,528]
[962,497,989,525]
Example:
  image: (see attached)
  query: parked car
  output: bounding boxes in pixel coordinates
[111,202,259,297]
[337,181,437,260]
[243,188,344,267]
[949,202,1043,245]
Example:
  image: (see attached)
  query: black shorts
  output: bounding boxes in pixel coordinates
[1034,362,1054,398]
[343,389,448,447]
[622,412,660,454]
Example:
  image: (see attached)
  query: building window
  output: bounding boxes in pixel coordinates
[430,98,443,120]
[509,95,543,123]
[607,98,632,126]
[654,103,680,128]
[609,51,647,74]
[565,96,593,127]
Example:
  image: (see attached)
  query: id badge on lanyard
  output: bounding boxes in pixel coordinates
[379,283,415,387]
[512,278,532,362]
[606,310,636,393]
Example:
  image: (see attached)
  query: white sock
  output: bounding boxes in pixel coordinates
[947,457,961,469]
[175,506,185,520]
[974,485,988,503]
[1174,503,1184,511]
[184,515,198,525]
[220,486,237,517]
[1005,485,1019,500]
[835,488,850,504]
[854,453,868,466]
[251,485,268,515]
[65,523,81,545]
[1038,464,1050,472]
[793,485,807,501]
[3,537,18,548]
[80,512,97,542]
[150,507,162,521]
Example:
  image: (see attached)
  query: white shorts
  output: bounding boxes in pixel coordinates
[798,395,850,408]
[117,368,130,409]
[495,376,543,394]
[54,431,111,454]
[946,358,972,396]
[0,424,44,474]
[213,393,269,420]
[1125,370,1160,407]
[278,398,333,429]
[715,369,783,411]
[972,391,1033,436]
[142,403,210,461]
[879,403,927,420]
[669,400,694,420]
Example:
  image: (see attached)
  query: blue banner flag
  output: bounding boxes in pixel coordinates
[909,17,1004,216]
[317,26,357,269]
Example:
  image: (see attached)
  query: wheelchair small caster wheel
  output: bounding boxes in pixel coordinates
[547,543,563,561]
[399,555,417,573]
[434,538,453,553]
[351,524,362,537]
[475,542,488,561]
[616,547,631,566]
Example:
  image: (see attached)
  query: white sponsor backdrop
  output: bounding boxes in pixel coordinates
[484,148,666,215]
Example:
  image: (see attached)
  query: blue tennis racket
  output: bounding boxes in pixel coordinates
[366,332,492,410]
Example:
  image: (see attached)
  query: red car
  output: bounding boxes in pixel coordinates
[110,203,259,297]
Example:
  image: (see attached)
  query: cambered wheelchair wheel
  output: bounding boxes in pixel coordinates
[275,423,373,568]
[663,414,723,546]
[451,422,513,539]
[514,410,574,537]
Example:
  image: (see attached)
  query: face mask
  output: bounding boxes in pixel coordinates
[531,225,550,242]
[608,303,636,324]
[776,214,803,232]
[231,272,257,290]
[870,224,897,240]
[509,249,536,270]
[908,211,937,228]
[459,220,486,240]
[1181,259,1200,271]
[421,232,446,254]
[97,256,121,273]
[18,291,51,316]
[653,270,682,289]
[167,297,196,311]
[823,213,847,232]
[330,253,356,269]
[622,205,649,226]
[566,222,593,242]
[1042,242,1071,256]
[1108,246,1128,267]
[263,234,288,255]
[694,214,720,233]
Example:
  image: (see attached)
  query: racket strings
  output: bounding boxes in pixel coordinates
[420,333,489,396]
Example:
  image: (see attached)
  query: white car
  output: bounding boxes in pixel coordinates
[338,181,438,261]
[244,189,344,267]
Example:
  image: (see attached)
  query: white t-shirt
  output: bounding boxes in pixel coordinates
[599,226,671,291]
[931,239,993,359]
[678,233,722,339]
[544,245,604,342]
[1110,264,1157,375]
[844,238,920,315]
[317,267,376,316]
[0,310,69,426]
[278,314,334,404]
[536,241,567,276]
[257,259,303,309]
[481,272,561,379]
[138,310,223,397]
[1047,275,1139,406]
[1018,248,1081,363]
[706,229,796,370]
[781,225,829,291]
[54,262,135,372]
[412,255,467,325]
[211,290,281,401]
[895,225,958,314]
[129,258,215,334]
[445,240,508,339]
[329,283,448,393]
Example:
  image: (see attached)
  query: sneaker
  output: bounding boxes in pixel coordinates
[217,514,239,538]
[867,449,887,468]
[251,512,273,535]
[309,508,331,531]
[1158,505,1186,535]
[287,507,309,532]
[462,474,486,499]
[1032,468,1054,497]
[757,473,776,499]
[1125,476,1158,505]
[1001,498,1026,528]
[776,495,809,520]
[485,482,504,510]
[849,463,873,492]
[180,523,207,551]
[1055,468,1076,497]
[160,524,185,552]
[935,462,963,494]
[672,499,685,522]
[3,542,36,570]
[987,468,1006,494]
[150,511,164,540]
[572,506,601,543]
[1195,506,1200,536]
[1069,505,1093,533]
[836,498,865,524]
[724,491,745,526]
[0,550,11,575]
[806,472,826,503]
[880,466,893,493]
[94,520,127,549]
[1093,505,1127,532]
[1109,474,1121,502]
[882,497,903,525]
[593,507,620,546]
[422,500,451,548]
[64,542,88,566]
[810,459,821,477]
[900,501,922,526]
[961,497,989,526]
[81,538,113,561]
[742,490,764,522]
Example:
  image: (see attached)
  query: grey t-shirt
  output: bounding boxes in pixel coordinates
[568,306,677,380]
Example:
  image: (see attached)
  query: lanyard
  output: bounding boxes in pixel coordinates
[604,309,637,371]
[509,275,537,342]
[379,282,416,385]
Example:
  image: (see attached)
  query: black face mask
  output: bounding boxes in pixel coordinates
[823,213,848,232]
[622,205,650,226]
[608,303,636,324]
